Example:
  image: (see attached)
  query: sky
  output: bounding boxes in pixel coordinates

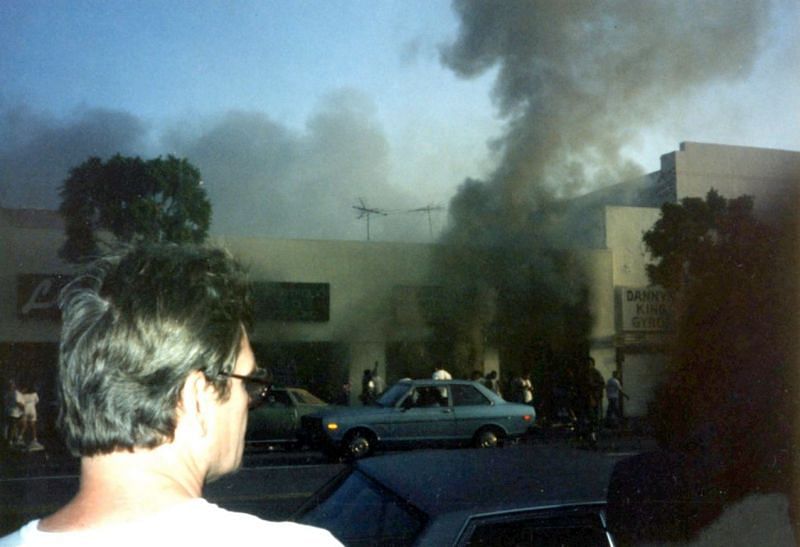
[1,0,798,242]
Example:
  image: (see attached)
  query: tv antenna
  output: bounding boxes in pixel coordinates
[405,204,444,239]
[353,198,388,241]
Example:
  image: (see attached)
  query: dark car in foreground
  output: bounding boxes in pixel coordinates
[301,379,535,459]
[246,387,329,447]
[294,446,617,546]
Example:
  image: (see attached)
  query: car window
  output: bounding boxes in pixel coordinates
[451,384,491,407]
[291,389,326,405]
[407,385,448,407]
[377,383,412,406]
[462,510,611,546]
[266,390,291,408]
[299,470,426,547]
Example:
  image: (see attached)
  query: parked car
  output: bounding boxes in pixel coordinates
[246,387,329,447]
[294,446,617,546]
[300,379,535,459]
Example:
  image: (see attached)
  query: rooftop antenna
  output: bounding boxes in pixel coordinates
[353,198,388,241]
[406,204,444,239]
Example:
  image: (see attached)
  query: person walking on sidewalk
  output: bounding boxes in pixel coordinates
[605,370,629,429]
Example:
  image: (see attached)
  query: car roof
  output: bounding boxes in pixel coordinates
[396,379,482,385]
[355,446,615,517]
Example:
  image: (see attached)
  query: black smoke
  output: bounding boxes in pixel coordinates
[0,107,147,208]
[0,92,430,242]
[431,1,774,388]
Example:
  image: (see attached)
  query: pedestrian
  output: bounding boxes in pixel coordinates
[335,381,351,406]
[483,370,501,396]
[432,365,452,400]
[18,384,43,451]
[512,372,534,406]
[3,379,23,448]
[0,243,340,545]
[371,361,385,395]
[605,370,629,428]
[576,357,605,448]
[359,369,376,405]
[432,364,452,382]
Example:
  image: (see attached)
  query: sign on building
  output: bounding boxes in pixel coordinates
[617,286,675,332]
[253,282,330,322]
[17,274,73,321]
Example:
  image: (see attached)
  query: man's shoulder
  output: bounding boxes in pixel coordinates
[0,502,342,546]
[184,500,342,543]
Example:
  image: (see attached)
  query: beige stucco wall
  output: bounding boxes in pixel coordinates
[215,236,438,344]
[604,205,662,288]
[214,236,440,394]
[0,216,71,343]
[665,142,800,217]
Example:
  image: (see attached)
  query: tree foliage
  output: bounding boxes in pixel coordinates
[59,154,211,262]
[643,189,795,497]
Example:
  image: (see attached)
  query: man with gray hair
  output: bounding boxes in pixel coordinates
[0,244,340,545]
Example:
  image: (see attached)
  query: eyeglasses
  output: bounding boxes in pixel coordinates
[218,368,272,409]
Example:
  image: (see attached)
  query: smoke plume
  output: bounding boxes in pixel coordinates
[0,107,147,208]
[1,92,431,242]
[164,90,425,241]
[432,1,773,384]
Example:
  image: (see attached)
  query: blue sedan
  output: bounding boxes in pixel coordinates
[301,379,535,459]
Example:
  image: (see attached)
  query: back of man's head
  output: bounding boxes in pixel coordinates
[57,243,252,457]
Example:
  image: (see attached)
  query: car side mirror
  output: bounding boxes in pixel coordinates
[401,398,414,410]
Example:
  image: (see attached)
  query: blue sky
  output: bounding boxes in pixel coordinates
[1,1,798,241]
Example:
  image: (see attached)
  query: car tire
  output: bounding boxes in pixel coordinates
[474,426,504,448]
[343,429,374,460]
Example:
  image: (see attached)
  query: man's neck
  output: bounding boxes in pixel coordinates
[39,444,206,532]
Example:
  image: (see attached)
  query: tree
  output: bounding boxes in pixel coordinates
[59,154,211,262]
[643,189,794,498]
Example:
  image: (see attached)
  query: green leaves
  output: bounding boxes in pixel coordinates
[58,154,211,262]
[643,189,760,290]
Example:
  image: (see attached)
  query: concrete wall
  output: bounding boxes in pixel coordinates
[665,142,800,217]
[0,210,71,343]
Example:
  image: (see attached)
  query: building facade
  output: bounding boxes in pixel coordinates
[1,142,797,420]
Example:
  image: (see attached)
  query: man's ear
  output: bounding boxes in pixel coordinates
[178,370,214,437]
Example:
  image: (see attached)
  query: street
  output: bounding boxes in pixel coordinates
[0,431,655,537]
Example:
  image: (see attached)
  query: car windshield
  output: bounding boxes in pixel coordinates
[299,468,426,546]
[375,383,412,407]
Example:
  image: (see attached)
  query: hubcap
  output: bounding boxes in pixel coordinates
[348,435,370,457]
[478,430,498,448]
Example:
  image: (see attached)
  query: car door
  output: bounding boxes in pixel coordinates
[389,384,455,445]
[450,383,495,439]
[247,388,297,441]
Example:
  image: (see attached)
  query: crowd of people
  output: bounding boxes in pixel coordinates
[352,357,630,443]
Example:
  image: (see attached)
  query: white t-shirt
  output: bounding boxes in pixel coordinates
[432,369,452,381]
[20,392,38,421]
[0,498,342,547]
[606,377,621,400]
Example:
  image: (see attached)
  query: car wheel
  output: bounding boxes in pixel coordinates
[474,427,504,448]
[343,429,374,459]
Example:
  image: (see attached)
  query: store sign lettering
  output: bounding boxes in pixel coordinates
[17,274,72,320]
[618,286,675,332]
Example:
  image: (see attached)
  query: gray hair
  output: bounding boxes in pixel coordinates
[57,243,252,457]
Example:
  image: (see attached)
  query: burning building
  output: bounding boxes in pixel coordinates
[1,141,798,419]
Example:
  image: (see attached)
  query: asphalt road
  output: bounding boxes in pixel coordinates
[0,432,656,537]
